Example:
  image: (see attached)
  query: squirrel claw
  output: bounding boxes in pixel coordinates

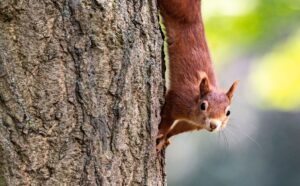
[156,137,170,152]
[157,133,164,139]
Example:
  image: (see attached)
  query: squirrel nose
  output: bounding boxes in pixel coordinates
[210,123,217,130]
[209,119,222,130]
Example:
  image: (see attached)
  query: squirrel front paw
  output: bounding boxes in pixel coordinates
[156,135,170,152]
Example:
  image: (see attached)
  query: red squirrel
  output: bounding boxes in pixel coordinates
[157,0,239,151]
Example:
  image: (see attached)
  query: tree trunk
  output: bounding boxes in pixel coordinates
[0,0,165,185]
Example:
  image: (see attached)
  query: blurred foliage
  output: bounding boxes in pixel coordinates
[250,29,300,110]
[203,0,300,63]
[202,0,300,110]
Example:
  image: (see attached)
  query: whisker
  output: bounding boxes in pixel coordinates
[217,130,230,159]
[223,127,238,142]
[217,131,223,147]
[221,130,230,150]
[227,124,238,130]
[230,117,259,131]
[217,131,222,147]
[240,130,262,150]
[225,122,262,150]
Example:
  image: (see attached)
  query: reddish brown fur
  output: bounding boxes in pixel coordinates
[160,0,216,87]
[157,0,239,151]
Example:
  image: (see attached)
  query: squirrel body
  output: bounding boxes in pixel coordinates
[157,0,239,151]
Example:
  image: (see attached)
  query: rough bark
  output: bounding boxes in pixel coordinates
[0,0,165,185]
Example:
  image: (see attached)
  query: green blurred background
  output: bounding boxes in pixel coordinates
[166,0,300,185]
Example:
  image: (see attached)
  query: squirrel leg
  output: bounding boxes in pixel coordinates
[157,95,174,138]
[156,115,175,151]
[167,120,203,139]
[157,121,202,151]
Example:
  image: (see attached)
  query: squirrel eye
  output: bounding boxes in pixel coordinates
[200,102,207,111]
[226,110,231,116]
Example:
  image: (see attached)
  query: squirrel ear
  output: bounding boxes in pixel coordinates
[226,80,239,100]
[199,72,211,97]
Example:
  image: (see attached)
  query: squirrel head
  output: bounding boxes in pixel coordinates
[192,72,239,132]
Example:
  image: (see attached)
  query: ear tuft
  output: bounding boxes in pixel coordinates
[226,80,239,100]
[199,72,211,97]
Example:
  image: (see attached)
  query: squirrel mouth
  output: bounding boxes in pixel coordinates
[208,127,219,132]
